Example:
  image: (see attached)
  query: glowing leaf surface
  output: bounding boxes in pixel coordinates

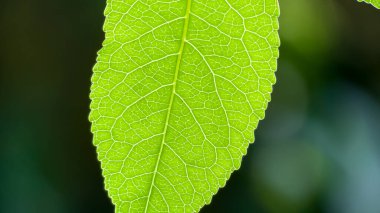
[358,0,380,8]
[90,0,280,212]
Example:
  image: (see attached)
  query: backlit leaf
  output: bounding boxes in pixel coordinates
[90,0,280,212]
[358,0,380,9]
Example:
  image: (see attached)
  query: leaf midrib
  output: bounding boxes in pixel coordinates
[143,0,192,212]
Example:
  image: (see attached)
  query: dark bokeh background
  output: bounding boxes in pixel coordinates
[1,0,380,212]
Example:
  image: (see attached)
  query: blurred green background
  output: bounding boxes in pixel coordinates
[1,0,380,212]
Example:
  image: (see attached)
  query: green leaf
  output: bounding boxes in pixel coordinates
[90,0,279,212]
[358,0,380,9]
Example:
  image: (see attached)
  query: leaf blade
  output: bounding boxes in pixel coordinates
[90,0,280,212]
[358,0,380,9]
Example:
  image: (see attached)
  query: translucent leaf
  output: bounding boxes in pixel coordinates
[90,0,280,212]
[358,0,380,9]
